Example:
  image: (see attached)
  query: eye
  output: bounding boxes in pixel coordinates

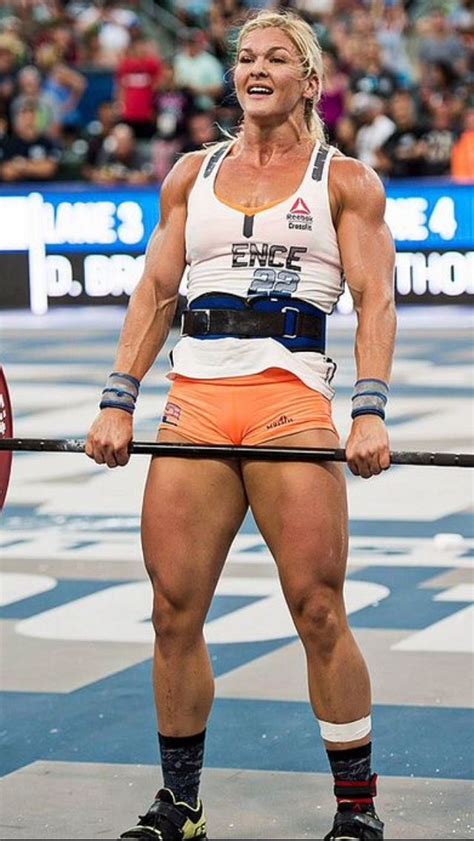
[238,55,252,63]
[271,56,285,63]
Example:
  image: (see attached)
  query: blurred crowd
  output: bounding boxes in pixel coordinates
[0,0,472,184]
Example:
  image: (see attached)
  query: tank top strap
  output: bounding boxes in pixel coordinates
[199,140,234,186]
[301,141,336,189]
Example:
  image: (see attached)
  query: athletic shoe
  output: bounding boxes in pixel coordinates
[324,808,384,840]
[120,788,207,840]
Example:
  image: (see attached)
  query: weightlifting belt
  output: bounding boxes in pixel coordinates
[180,293,327,353]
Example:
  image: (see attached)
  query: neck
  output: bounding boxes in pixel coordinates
[237,118,313,164]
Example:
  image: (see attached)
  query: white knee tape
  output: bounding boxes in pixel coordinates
[319,715,372,742]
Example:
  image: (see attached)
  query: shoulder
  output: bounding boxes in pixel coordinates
[330,154,387,215]
[159,149,208,214]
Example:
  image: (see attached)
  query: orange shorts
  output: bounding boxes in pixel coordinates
[159,368,337,446]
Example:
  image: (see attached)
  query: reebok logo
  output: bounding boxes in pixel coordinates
[289,197,311,215]
[287,197,313,231]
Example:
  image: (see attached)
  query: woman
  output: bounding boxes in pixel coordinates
[86,10,396,841]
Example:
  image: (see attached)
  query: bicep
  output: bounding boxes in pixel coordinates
[336,165,395,308]
[139,166,190,300]
[142,214,186,301]
[137,152,204,301]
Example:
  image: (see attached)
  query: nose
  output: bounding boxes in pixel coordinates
[250,57,269,76]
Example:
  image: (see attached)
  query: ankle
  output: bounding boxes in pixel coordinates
[334,772,378,814]
[158,729,206,809]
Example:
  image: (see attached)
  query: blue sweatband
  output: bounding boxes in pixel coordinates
[99,371,140,415]
[351,378,388,420]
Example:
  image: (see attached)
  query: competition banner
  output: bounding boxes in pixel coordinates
[0,180,472,312]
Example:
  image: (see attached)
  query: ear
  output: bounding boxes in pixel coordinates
[304,73,320,103]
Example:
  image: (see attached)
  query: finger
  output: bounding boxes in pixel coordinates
[351,452,373,479]
[368,453,382,476]
[380,447,391,470]
[103,446,119,469]
[346,457,360,476]
[359,462,373,479]
[116,450,130,467]
[95,449,106,465]
[114,440,131,466]
[85,436,96,459]
[88,440,107,465]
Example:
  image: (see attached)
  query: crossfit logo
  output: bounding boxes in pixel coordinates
[162,401,181,426]
[287,197,313,231]
[266,414,295,430]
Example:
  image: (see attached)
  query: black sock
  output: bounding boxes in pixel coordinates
[327,742,375,812]
[158,729,205,808]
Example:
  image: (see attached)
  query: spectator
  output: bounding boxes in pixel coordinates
[0,33,21,122]
[351,92,395,168]
[35,43,87,138]
[151,63,197,183]
[350,38,400,99]
[376,90,426,178]
[155,63,195,142]
[116,33,163,139]
[416,8,466,71]
[0,99,60,181]
[418,61,462,119]
[174,29,224,111]
[180,109,220,152]
[85,122,155,185]
[48,21,79,66]
[0,0,470,184]
[172,0,212,28]
[449,0,474,33]
[451,107,474,181]
[418,104,457,177]
[82,100,118,177]
[334,114,357,158]
[10,66,55,136]
[319,51,348,142]
[375,1,413,86]
[74,0,139,69]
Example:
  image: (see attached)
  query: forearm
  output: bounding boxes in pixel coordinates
[353,292,397,383]
[23,160,57,179]
[113,276,179,380]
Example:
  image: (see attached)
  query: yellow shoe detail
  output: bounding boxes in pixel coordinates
[182,812,207,839]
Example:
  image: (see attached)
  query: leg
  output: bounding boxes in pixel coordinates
[242,428,371,743]
[121,433,247,838]
[242,428,383,838]
[143,430,248,736]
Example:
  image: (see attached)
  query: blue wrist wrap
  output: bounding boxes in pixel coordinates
[99,371,140,415]
[351,378,388,421]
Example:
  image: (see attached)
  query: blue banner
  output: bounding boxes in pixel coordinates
[0,179,472,255]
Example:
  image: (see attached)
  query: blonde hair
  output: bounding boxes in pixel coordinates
[236,10,326,142]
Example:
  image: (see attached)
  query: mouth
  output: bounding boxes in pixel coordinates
[247,85,274,97]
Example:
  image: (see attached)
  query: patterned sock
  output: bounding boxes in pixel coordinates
[158,729,206,808]
[327,742,376,812]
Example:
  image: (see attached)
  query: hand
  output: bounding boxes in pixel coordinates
[85,408,133,468]
[345,415,391,479]
[1,159,26,180]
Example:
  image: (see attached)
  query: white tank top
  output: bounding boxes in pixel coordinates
[168,140,344,398]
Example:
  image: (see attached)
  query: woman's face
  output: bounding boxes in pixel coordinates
[234,27,317,127]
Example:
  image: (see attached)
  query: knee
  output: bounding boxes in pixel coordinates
[151,589,203,651]
[291,590,346,656]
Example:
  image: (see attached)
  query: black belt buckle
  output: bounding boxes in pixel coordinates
[281,306,300,339]
[181,308,211,336]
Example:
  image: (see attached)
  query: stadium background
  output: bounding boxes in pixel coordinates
[0,2,473,839]
[0,0,472,311]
